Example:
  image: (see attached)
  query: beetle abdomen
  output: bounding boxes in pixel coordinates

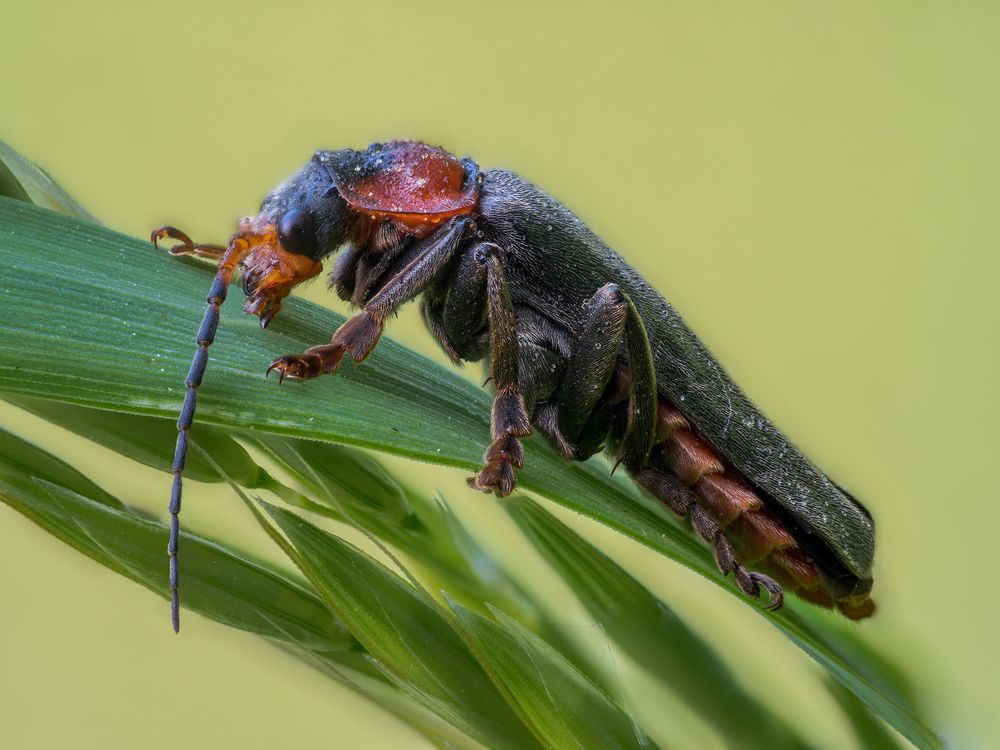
[480,169,874,584]
[643,395,875,619]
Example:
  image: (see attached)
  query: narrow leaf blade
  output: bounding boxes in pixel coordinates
[508,497,809,750]
[0,140,97,221]
[0,431,350,651]
[450,600,657,750]
[258,501,543,750]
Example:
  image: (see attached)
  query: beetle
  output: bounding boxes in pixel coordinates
[153,140,875,632]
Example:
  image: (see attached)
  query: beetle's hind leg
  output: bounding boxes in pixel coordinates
[551,290,785,611]
[634,467,784,609]
[552,283,657,470]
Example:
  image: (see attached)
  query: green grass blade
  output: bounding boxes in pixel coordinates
[0,152,31,203]
[0,425,124,509]
[826,678,907,750]
[809,622,919,716]
[256,500,544,750]
[449,600,658,750]
[0,197,940,748]
[0,140,96,221]
[245,435,620,702]
[252,435,541,617]
[10,392,604,699]
[5,420,544,750]
[252,434,422,532]
[290,655,492,750]
[6,395,289,490]
[0,432,353,651]
[0,428,505,748]
[508,497,809,750]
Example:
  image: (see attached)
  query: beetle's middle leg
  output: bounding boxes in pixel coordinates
[466,244,532,496]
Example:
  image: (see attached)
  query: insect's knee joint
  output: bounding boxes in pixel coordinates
[473,242,502,265]
[595,282,625,305]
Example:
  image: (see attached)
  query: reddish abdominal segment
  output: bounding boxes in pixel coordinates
[638,397,876,619]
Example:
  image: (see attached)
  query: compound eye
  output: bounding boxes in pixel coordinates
[277,208,318,256]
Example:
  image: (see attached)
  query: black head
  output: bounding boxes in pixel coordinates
[257,155,356,260]
[237,155,360,325]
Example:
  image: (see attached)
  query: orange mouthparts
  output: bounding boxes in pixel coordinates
[232,216,323,328]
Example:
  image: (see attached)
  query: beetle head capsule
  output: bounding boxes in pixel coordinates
[231,142,481,328]
[232,158,358,327]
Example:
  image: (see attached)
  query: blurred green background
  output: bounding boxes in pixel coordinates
[1,1,997,747]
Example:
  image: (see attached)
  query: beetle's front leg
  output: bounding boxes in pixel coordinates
[265,311,384,382]
[467,244,532,496]
[266,217,470,382]
[151,226,227,260]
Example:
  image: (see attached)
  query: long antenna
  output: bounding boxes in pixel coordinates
[153,228,246,633]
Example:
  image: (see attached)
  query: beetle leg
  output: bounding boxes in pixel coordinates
[267,217,470,381]
[421,299,464,364]
[555,283,628,458]
[151,226,227,260]
[532,402,575,458]
[420,245,492,364]
[467,244,532,496]
[349,238,414,307]
[634,467,784,610]
[491,312,567,458]
[616,289,658,473]
[440,247,490,355]
[516,336,563,418]
[329,244,362,302]
[329,241,411,306]
[554,284,656,471]
[418,240,555,491]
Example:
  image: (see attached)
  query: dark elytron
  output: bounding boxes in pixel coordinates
[155,141,875,631]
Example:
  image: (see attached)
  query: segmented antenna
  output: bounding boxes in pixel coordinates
[154,228,245,633]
